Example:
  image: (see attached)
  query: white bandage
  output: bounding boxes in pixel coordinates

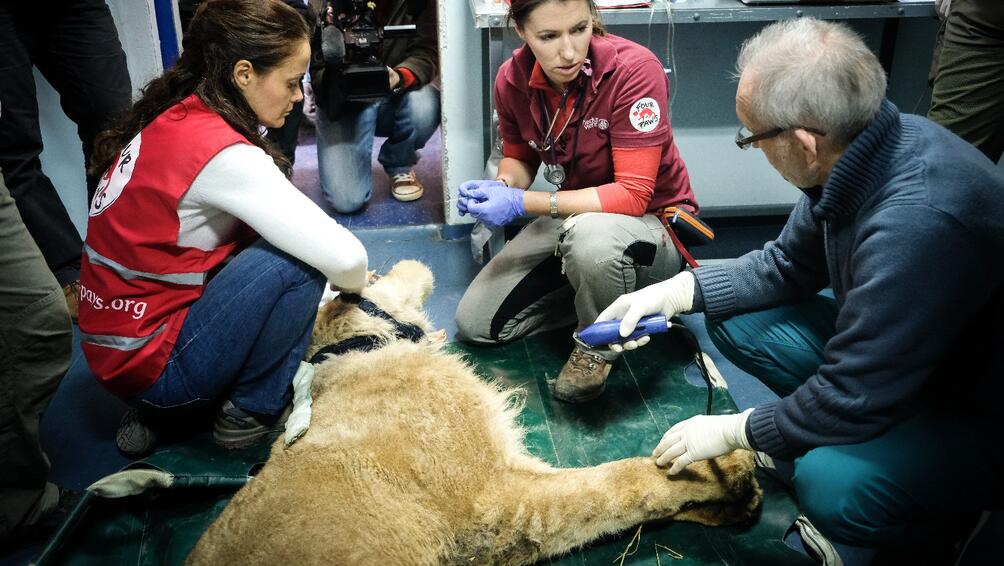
[284,361,315,447]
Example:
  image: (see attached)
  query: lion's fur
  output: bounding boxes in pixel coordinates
[188,260,762,565]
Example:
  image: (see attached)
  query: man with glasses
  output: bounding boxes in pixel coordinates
[595,17,1004,561]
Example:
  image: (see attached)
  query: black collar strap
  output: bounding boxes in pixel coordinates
[309,294,426,365]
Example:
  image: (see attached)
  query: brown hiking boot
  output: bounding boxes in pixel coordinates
[62,280,80,323]
[553,345,613,403]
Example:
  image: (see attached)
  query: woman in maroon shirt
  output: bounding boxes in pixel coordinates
[455,0,700,403]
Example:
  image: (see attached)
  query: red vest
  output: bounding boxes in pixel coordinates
[79,95,254,399]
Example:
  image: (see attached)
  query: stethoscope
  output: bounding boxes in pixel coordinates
[527,70,589,188]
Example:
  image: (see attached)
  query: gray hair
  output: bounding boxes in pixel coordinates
[736,18,887,147]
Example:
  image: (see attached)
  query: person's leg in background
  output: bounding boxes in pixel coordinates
[0,175,74,542]
[123,241,325,452]
[376,84,441,202]
[315,101,380,213]
[552,213,681,402]
[37,0,131,199]
[267,99,304,165]
[0,6,87,293]
[928,7,1004,163]
[0,2,131,320]
[265,0,315,165]
[177,0,203,33]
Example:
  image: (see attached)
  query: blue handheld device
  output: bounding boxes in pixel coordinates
[575,314,671,348]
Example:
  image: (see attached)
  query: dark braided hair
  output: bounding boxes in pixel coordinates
[89,0,311,179]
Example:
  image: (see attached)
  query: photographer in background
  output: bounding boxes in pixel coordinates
[311,0,440,211]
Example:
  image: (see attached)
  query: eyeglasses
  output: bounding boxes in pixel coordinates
[735,125,827,150]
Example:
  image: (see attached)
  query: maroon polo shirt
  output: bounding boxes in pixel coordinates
[494,33,697,214]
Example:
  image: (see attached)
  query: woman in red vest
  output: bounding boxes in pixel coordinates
[80,0,368,455]
[455,0,699,403]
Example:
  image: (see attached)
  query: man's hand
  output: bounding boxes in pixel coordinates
[653,409,754,475]
[458,180,525,228]
[595,271,695,352]
[388,67,401,90]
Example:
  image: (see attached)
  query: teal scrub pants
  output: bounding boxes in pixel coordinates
[706,295,1003,547]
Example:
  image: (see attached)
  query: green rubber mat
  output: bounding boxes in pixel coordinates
[36,330,813,566]
[447,330,813,566]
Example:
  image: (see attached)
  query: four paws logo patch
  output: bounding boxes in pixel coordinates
[629,97,660,133]
[90,132,141,216]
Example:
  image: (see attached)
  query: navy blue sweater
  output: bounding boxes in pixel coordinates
[693,100,1004,459]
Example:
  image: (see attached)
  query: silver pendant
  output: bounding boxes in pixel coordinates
[544,163,566,186]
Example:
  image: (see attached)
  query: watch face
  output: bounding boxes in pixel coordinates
[544,164,565,186]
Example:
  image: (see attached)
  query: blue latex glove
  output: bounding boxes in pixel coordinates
[462,181,526,229]
[456,179,503,217]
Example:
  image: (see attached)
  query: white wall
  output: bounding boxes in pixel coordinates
[438,0,487,225]
[37,0,163,238]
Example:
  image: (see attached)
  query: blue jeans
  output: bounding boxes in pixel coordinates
[315,84,441,213]
[133,241,325,418]
[706,298,1004,547]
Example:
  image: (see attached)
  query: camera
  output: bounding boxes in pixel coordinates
[313,0,418,119]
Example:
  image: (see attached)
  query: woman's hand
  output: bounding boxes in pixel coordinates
[456,180,503,215]
[457,180,525,228]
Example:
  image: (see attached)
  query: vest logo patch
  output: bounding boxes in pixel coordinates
[90,132,141,217]
[582,117,609,131]
[629,97,660,133]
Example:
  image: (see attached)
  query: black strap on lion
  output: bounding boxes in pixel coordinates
[309,293,425,364]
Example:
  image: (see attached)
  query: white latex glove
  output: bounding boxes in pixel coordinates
[652,408,754,475]
[935,0,951,19]
[284,361,315,447]
[594,271,695,352]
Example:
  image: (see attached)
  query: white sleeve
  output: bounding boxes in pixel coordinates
[189,144,368,292]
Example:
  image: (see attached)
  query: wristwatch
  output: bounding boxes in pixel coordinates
[549,192,559,219]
